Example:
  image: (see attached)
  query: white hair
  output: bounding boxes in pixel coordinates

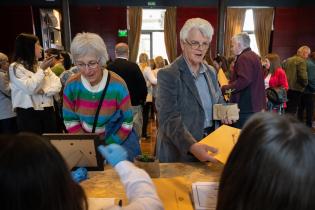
[180,18,214,42]
[70,32,109,67]
[232,32,251,49]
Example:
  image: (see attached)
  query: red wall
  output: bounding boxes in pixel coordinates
[176,7,218,57]
[272,7,315,60]
[69,6,127,61]
[0,6,34,59]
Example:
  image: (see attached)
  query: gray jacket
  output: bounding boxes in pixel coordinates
[156,56,225,162]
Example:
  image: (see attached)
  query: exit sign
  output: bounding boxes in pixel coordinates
[147,1,156,6]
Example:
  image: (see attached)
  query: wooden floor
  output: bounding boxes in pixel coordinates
[140,117,157,156]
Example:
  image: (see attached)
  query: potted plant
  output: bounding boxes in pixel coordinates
[134,153,160,178]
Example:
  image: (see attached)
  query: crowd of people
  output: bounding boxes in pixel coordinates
[0,16,315,210]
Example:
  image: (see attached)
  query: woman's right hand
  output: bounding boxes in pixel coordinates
[40,56,55,70]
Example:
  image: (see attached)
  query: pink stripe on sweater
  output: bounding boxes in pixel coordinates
[119,95,131,107]
[77,99,117,109]
[67,124,82,133]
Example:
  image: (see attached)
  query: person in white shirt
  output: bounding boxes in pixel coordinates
[138,53,157,138]
[0,52,17,133]
[9,33,61,134]
[0,133,164,210]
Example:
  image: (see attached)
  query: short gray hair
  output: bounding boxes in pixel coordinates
[70,32,109,67]
[297,45,310,55]
[232,32,251,49]
[180,18,214,42]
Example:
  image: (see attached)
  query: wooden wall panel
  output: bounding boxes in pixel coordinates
[176,7,218,57]
[0,6,34,59]
[272,7,315,60]
[69,6,127,61]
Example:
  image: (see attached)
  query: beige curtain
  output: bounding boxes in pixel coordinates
[164,7,177,63]
[224,8,246,57]
[127,7,142,62]
[253,8,274,57]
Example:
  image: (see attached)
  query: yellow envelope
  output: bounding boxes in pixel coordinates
[217,68,228,87]
[153,177,194,210]
[200,125,240,164]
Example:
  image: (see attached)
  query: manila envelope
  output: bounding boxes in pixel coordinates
[200,125,240,164]
[153,177,194,210]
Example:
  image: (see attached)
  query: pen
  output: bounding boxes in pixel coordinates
[118,199,123,207]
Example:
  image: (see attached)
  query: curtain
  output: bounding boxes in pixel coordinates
[253,8,274,57]
[224,8,246,58]
[164,7,177,63]
[127,7,142,62]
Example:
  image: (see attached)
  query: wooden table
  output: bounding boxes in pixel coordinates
[81,162,223,201]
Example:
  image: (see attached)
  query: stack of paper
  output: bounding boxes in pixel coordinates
[200,125,240,164]
[192,182,219,210]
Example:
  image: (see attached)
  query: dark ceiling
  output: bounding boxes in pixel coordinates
[0,0,314,7]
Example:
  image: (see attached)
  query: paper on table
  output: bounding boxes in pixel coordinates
[153,177,194,210]
[200,125,240,164]
[192,182,219,210]
[88,197,115,210]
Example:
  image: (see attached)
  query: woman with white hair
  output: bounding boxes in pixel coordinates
[63,32,140,159]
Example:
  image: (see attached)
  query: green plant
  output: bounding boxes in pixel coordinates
[136,153,155,162]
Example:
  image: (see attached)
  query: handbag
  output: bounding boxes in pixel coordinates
[92,72,141,161]
[266,87,287,105]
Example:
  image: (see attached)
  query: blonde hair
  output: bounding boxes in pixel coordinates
[154,56,165,69]
[139,53,149,70]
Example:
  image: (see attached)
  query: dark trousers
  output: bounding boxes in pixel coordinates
[16,107,57,134]
[286,89,303,116]
[233,112,254,129]
[297,93,314,127]
[0,117,18,134]
[142,102,152,137]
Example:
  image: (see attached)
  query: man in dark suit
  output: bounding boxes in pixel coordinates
[107,43,147,138]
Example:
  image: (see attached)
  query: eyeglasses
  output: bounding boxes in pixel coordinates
[76,59,100,70]
[185,40,210,50]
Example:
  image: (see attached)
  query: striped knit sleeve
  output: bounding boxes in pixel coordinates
[106,79,133,144]
[63,79,85,133]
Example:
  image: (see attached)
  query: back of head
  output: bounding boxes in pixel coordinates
[213,54,228,72]
[60,51,73,70]
[155,56,165,69]
[232,32,251,49]
[70,32,109,67]
[179,18,214,42]
[13,33,38,67]
[217,112,315,210]
[115,43,129,58]
[0,133,87,210]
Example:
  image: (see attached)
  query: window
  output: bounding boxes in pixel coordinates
[137,9,168,63]
[242,9,259,55]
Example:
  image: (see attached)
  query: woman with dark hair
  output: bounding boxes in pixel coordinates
[0,133,87,210]
[262,53,288,113]
[60,50,73,70]
[45,48,65,76]
[217,112,315,210]
[9,33,62,134]
[0,133,163,210]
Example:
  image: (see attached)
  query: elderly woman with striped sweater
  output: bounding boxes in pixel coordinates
[63,32,133,146]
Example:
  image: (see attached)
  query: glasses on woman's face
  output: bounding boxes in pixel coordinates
[76,59,99,70]
[185,40,209,50]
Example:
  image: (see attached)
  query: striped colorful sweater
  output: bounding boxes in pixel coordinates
[63,70,133,144]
